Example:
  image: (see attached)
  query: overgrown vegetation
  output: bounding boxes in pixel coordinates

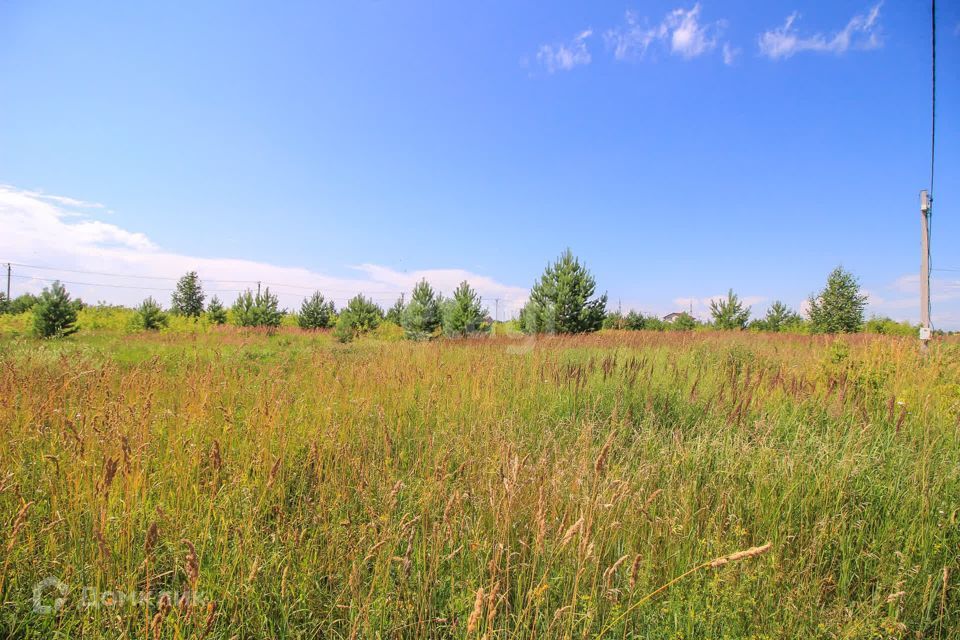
[0,330,956,638]
[1,261,935,340]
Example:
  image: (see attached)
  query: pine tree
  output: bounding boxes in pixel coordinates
[136,297,168,330]
[443,281,488,337]
[232,288,282,328]
[298,292,335,329]
[171,271,205,317]
[335,295,383,342]
[385,296,405,325]
[520,249,606,334]
[402,279,442,340]
[763,300,801,332]
[33,281,79,338]
[709,289,750,330]
[206,296,227,325]
[808,267,868,334]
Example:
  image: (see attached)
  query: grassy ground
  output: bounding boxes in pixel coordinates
[0,329,958,638]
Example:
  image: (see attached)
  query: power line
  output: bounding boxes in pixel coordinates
[10,274,245,294]
[2,260,407,296]
[930,0,936,197]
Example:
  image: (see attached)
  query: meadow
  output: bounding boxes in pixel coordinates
[0,328,958,638]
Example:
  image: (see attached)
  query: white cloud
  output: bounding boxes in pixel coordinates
[667,5,720,58]
[605,11,667,60]
[854,273,960,328]
[605,4,726,62]
[536,29,593,73]
[722,42,740,65]
[0,185,528,316]
[759,4,883,60]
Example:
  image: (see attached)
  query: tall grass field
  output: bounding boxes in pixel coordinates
[1,329,958,638]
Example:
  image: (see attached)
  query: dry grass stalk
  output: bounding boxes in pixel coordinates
[560,516,583,549]
[182,539,199,587]
[603,553,630,590]
[151,593,172,640]
[594,434,614,475]
[266,456,282,488]
[486,582,500,626]
[600,542,773,637]
[535,486,546,550]
[466,586,485,635]
[629,553,643,588]
[145,522,158,556]
[6,500,32,552]
[198,601,217,639]
[210,440,222,471]
[707,542,772,568]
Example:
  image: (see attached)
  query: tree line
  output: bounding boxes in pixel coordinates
[0,250,926,339]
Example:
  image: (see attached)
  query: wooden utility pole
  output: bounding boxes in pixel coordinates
[920,191,932,348]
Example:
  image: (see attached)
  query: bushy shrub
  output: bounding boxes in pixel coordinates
[298,292,335,329]
[136,297,168,330]
[77,305,136,332]
[668,312,699,331]
[710,289,750,330]
[335,295,383,342]
[7,293,39,315]
[809,266,867,334]
[33,281,78,338]
[206,296,227,325]
[863,316,917,337]
[232,288,282,328]
[753,300,803,332]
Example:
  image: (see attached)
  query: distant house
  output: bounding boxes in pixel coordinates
[663,312,686,322]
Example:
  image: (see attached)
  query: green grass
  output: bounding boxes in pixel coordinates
[0,329,957,638]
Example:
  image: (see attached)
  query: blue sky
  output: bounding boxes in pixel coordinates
[1,1,958,325]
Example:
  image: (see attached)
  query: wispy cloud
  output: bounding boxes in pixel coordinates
[758,3,883,60]
[0,185,528,315]
[604,4,728,62]
[722,42,740,65]
[854,273,960,327]
[536,29,593,73]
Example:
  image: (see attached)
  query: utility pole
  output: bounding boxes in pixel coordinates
[257,281,261,296]
[920,190,932,349]
[494,298,499,323]
[5,263,9,301]
[919,0,936,350]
